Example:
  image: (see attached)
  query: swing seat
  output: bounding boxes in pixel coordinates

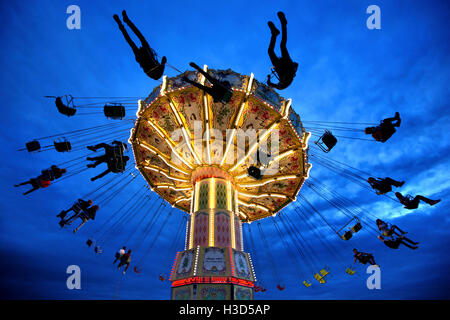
[26,140,41,152]
[314,130,337,153]
[313,273,326,284]
[342,231,353,241]
[346,268,356,275]
[94,246,102,254]
[159,274,166,281]
[302,280,312,288]
[277,284,285,291]
[55,97,77,117]
[86,239,93,247]
[54,139,72,152]
[319,269,329,277]
[104,104,126,120]
[134,266,141,274]
[247,166,263,180]
[351,222,362,233]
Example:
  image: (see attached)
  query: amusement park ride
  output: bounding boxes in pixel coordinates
[129,67,312,300]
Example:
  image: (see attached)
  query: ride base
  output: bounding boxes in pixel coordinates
[169,167,256,300]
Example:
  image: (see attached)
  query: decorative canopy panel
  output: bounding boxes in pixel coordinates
[130,68,311,222]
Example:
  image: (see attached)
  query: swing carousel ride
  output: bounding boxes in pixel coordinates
[18,22,409,300]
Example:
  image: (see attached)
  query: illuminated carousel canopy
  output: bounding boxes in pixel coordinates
[130,67,311,222]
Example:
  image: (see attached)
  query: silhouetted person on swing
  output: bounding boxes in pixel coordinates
[368,177,404,195]
[353,248,378,266]
[14,177,50,195]
[182,62,233,103]
[266,12,298,90]
[378,235,419,250]
[395,192,440,210]
[86,141,127,168]
[90,156,130,181]
[376,219,408,238]
[113,10,166,80]
[57,198,93,222]
[365,112,401,142]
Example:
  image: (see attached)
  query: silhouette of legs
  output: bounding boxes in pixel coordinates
[114,14,139,55]
[121,10,149,48]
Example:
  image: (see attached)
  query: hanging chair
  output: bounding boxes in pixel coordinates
[276,284,285,291]
[104,103,126,120]
[159,274,166,281]
[25,140,41,152]
[345,267,356,276]
[55,95,77,117]
[302,280,312,288]
[86,239,94,247]
[314,268,330,284]
[314,130,337,153]
[337,217,362,241]
[134,266,142,274]
[94,246,103,254]
[54,138,72,152]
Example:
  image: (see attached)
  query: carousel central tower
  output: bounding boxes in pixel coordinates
[129,67,311,300]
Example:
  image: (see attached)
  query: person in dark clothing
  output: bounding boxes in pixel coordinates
[90,156,130,181]
[87,141,127,156]
[353,248,378,266]
[182,62,233,103]
[375,219,408,238]
[57,199,93,221]
[378,235,418,250]
[113,10,166,80]
[73,205,99,234]
[14,177,51,195]
[368,177,404,195]
[365,112,401,142]
[86,141,127,168]
[117,249,132,274]
[266,11,298,90]
[114,247,127,264]
[55,96,76,116]
[395,192,440,210]
[41,165,67,181]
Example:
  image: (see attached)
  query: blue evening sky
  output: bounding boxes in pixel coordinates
[0,0,449,299]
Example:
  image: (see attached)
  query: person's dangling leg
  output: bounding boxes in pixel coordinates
[189,62,217,85]
[384,177,404,188]
[15,180,32,187]
[183,76,210,92]
[267,22,280,67]
[23,186,39,195]
[415,195,440,206]
[73,219,87,233]
[399,239,418,250]
[400,236,419,245]
[121,10,149,48]
[391,225,407,234]
[277,11,291,60]
[91,169,112,181]
[382,112,401,127]
[114,14,139,55]
[123,263,130,273]
[88,143,109,152]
